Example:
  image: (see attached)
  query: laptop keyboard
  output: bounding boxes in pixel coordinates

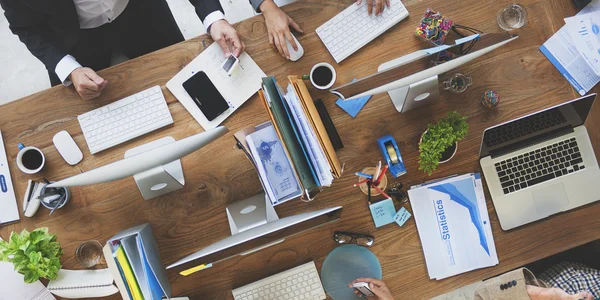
[485,109,566,147]
[495,138,585,194]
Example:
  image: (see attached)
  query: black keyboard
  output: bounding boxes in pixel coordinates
[495,137,585,194]
[485,109,567,147]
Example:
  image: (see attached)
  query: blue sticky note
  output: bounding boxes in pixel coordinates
[393,206,411,227]
[369,198,396,228]
[335,79,372,117]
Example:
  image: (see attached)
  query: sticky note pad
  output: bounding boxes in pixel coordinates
[369,198,396,228]
[335,79,372,117]
[393,207,411,227]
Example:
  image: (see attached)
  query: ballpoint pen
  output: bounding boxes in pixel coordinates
[367,180,372,205]
[354,172,373,179]
[373,161,381,182]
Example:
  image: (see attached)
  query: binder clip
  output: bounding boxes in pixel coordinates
[377,135,406,177]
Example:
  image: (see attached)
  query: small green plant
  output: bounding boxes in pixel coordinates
[0,228,63,283]
[419,111,469,175]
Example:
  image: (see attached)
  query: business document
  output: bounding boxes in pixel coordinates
[409,174,498,280]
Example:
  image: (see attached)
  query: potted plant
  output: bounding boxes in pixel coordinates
[419,111,469,175]
[0,228,63,283]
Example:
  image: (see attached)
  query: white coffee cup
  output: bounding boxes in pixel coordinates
[16,144,45,174]
[309,62,337,90]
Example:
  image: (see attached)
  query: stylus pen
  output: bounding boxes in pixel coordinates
[374,165,388,185]
[355,172,373,179]
[371,184,391,199]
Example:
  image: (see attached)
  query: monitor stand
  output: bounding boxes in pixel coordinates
[226,193,284,255]
[124,136,185,200]
[378,58,440,113]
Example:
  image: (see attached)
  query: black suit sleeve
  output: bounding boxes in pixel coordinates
[188,0,224,23]
[0,0,68,73]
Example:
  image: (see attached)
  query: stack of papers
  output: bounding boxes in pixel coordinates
[408,173,498,280]
[539,0,600,95]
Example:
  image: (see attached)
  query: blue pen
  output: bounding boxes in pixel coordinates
[354,172,373,179]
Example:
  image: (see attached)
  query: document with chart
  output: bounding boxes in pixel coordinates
[408,173,498,280]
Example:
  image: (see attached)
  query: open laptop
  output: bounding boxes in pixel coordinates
[479,94,600,230]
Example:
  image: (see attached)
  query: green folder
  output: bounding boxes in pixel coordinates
[261,76,319,195]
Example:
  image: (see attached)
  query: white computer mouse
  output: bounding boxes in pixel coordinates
[286,33,304,61]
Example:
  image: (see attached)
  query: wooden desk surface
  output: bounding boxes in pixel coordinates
[1,0,599,299]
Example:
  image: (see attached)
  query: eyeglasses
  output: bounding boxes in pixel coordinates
[333,231,374,247]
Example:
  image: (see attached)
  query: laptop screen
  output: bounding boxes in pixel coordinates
[479,94,596,158]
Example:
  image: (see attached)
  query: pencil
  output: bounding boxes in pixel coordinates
[353,178,370,187]
[374,165,388,185]
[373,161,382,181]
[371,184,391,199]
[354,172,373,179]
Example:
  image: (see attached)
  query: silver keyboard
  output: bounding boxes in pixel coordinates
[316,0,409,63]
[232,261,326,300]
[78,85,173,154]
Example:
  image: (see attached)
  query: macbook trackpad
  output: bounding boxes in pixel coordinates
[532,183,569,217]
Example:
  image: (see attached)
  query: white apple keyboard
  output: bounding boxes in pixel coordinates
[232,261,326,300]
[78,85,173,154]
[316,0,409,63]
[286,33,304,61]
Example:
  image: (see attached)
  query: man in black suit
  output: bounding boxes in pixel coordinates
[0,0,245,100]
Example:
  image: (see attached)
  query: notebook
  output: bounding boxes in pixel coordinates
[0,130,20,226]
[46,269,118,299]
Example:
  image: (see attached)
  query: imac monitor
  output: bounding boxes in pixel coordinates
[167,202,343,276]
[330,33,519,109]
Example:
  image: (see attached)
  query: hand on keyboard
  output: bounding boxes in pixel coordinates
[260,0,304,60]
[70,67,108,100]
[357,0,391,15]
[349,278,394,300]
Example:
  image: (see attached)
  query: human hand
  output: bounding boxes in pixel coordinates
[526,285,594,300]
[69,67,108,100]
[260,0,303,60]
[357,0,390,15]
[348,278,394,300]
[209,19,245,57]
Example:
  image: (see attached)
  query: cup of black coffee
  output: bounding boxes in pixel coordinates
[309,62,337,90]
[16,144,45,174]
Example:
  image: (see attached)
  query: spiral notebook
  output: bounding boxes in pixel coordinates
[47,269,118,299]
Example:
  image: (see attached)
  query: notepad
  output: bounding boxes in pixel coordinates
[47,269,118,299]
[369,198,397,228]
[335,80,372,117]
[0,130,20,226]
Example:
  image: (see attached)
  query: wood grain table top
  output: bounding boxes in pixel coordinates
[1,0,599,299]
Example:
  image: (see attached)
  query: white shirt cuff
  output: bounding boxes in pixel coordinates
[55,55,82,86]
[203,11,225,33]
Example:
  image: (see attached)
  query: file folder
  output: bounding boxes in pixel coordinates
[106,223,171,300]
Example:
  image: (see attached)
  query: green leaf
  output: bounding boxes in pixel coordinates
[418,111,469,175]
[0,228,63,283]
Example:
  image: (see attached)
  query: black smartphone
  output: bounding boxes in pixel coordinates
[183,71,229,121]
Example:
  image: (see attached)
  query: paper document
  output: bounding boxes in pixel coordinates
[0,250,55,300]
[565,11,600,76]
[409,173,498,280]
[246,124,301,205]
[166,42,266,130]
[284,84,334,187]
[0,130,20,226]
[539,0,600,95]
